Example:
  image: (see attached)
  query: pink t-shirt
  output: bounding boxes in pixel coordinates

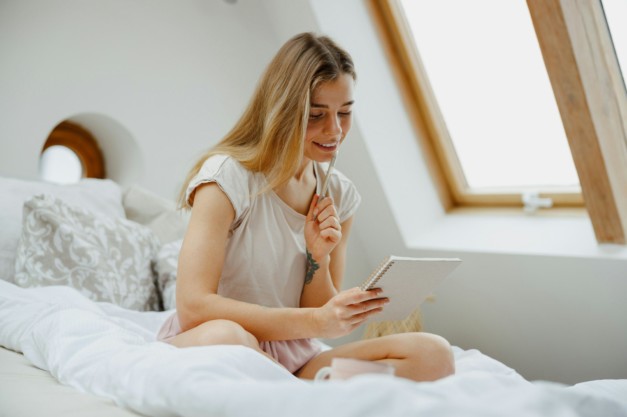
[186,154,361,309]
[159,154,361,373]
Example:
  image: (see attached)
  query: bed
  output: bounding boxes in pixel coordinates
[1,176,626,417]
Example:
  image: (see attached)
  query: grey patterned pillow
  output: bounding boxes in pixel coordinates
[14,194,161,311]
[155,239,182,310]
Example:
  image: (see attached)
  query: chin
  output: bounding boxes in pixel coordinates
[314,154,335,163]
[304,151,335,163]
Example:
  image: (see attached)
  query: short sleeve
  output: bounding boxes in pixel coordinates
[326,168,361,223]
[185,155,251,226]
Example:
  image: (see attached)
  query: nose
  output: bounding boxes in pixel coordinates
[323,114,342,138]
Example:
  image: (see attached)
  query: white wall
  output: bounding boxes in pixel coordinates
[0,0,278,198]
[1,0,626,385]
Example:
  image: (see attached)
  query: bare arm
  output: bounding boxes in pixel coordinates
[298,196,388,338]
[329,215,353,290]
[300,215,354,308]
[175,183,319,341]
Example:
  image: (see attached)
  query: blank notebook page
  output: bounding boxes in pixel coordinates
[361,256,461,323]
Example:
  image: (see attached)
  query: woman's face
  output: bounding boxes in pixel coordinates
[304,73,354,163]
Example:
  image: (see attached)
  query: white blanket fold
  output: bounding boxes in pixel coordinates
[1,281,626,417]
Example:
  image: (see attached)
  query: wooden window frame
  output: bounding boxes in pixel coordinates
[42,121,106,180]
[369,0,627,244]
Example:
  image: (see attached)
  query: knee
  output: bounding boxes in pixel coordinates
[195,320,259,349]
[416,333,455,379]
[399,332,455,381]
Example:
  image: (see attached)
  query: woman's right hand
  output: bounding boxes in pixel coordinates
[312,287,389,339]
[305,195,342,262]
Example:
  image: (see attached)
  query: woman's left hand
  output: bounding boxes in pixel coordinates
[305,194,342,261]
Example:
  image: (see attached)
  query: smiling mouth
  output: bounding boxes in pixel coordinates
[314,141,339,151]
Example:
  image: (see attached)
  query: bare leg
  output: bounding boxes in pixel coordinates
[165,319,282,367]
[296,332,455,382]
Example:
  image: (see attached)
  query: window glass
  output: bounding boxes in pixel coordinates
[399,0,580,190]
[602,0,627,88]
[39,145,83,184]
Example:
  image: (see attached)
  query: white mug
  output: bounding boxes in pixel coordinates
[314,357,395,381]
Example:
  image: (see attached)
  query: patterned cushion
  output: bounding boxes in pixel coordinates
[154,239,182,310]
[14,194,161,311]
[0,176,125,284]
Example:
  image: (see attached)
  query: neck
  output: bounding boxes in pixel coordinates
[292,158,313,182]
[272,158,316,205]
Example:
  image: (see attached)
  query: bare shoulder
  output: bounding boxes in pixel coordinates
[188,182,236,227]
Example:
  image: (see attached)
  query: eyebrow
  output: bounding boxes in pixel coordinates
[311,100,354,108]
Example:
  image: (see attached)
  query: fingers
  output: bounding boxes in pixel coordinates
[313,197,337,224]
[306,194,320,221]
[320,289,388,338]
[319,227,341,243]
[346,293,388,325]
[348,297,388,314]
[338,298,387,327]
[311,196,341,242]
[342,287,385,305]
[318,215,341,232]
[349,306,385,325]
[333,288,388,319]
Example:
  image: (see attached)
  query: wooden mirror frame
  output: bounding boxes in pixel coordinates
[42,121,105,179]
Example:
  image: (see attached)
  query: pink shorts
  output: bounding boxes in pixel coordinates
[156,313,322,374]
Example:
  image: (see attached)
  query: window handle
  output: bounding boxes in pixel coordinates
[522,191,553,213]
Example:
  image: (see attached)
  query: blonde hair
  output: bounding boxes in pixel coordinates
[178,32,356,209]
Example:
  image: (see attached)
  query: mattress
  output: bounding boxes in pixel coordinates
[0,346,142,417]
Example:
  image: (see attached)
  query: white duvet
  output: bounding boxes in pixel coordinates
[1,280,626,417]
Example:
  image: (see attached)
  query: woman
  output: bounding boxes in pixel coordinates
[157,32,455,381]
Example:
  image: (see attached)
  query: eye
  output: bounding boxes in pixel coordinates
[339,111,352,117]
[309,113,323,120]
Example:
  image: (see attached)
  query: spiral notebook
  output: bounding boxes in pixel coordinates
[360,256,462,323]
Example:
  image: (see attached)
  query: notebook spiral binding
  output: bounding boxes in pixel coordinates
[361,258,395,290]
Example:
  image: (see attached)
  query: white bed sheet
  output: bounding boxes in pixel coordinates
[1,280,626,417]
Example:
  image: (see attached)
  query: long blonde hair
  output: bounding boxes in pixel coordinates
[178,32,356,209]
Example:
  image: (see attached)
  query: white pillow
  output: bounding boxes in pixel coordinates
[14,194,161,311]
[0,176,126,283]
[122,185,189,244]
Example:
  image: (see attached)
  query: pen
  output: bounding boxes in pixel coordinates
[319,152,337,199]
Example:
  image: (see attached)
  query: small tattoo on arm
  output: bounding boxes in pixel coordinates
[305,249,319,285]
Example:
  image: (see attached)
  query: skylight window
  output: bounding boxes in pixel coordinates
[372,0,627,242]
[398,0,580,192]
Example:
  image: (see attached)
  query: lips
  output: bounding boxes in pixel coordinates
[313,141,338,151]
